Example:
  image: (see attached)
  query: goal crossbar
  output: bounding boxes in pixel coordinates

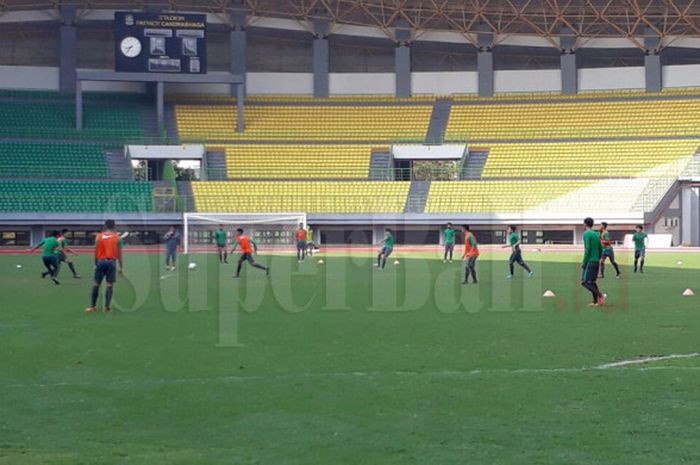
[183,212,307,254]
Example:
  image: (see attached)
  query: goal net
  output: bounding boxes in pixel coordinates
[183,212,307,254]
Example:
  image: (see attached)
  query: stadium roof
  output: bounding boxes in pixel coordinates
[4,0,700,48]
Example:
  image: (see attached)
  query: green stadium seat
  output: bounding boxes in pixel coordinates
[0,180,153,212]
[0,101,143,140]
[0,142,110,178]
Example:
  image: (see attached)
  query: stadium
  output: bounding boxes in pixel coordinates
[1,1,700,463]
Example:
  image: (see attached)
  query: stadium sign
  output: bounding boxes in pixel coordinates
[114,12,207,74]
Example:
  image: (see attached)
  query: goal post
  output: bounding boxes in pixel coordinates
[182,212,307,254]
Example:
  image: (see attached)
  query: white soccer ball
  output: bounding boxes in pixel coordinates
[188,262,197,270]
[16,264,22,269]
[394,260,400,265]
[317,259,324,264]
[677,260,683,266]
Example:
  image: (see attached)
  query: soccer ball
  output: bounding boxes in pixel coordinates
[16,264,22,269]
[677,260,683,266]
[317,259,324,264]
[394,260,400,265]
[188,262,197,270]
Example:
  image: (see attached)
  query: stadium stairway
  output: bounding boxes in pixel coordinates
[425,98,453,144]
[461,149,489,180]
[204,151,228,180]
[177,181,196,212]
[405,180,431,213]
[164,103,179,142]
[369,149,394,180]
[141,106,162,140]
[105,149,134,180]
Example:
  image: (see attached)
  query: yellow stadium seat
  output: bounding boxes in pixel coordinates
[425,180,592,213]
[480,140,699,178]
[216,144,384,179]
[191,181,411,213]
[176,105,432,142]
[446,99,700,141]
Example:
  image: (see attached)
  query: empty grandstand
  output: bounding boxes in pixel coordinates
[0,0,699,250]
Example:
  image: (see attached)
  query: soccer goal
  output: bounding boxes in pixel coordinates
[182,212,307,254]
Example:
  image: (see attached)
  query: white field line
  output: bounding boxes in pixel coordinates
[595,352,699,369]
[4,355,700,389]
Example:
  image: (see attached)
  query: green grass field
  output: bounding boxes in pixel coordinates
[2,249,700,465]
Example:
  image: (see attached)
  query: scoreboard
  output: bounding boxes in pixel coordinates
[114,12,207,74]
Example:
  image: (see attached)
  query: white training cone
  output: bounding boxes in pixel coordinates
[394,260,400,265]
[682,288,695,297]
[317,259,324,264]
[543,289,556,297]
[677,260,683,266]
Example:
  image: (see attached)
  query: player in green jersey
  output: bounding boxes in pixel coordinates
[30,230,62,285]
[581,217,605,306]
[502,225,533,278]
[599,222,620,278]
[376,228,394,270]
[214,225,228,263]
[306,226,315,257]
[632,225,648,273]
[443,223,455,263]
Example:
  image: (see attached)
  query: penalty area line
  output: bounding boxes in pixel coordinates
[595,353,700,370]
[5,363,700,389]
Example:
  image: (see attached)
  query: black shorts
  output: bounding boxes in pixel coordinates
[582,262,599,283]
[94,259,117,284]
[465,256,478,267]
[297,240,306,251]
[239,253,255,264]
[43,255,59,269]
[509,250,524,265]
[635,249,646,259]
[602,249,615,259]
[58,252,67,262]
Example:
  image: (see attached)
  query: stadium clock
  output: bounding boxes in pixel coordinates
[120,36,142,58]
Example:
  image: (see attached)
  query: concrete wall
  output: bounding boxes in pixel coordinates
[247,72,314,94]
[412,71,478,95]
[79,69,146,92]
[0,65,145,92]
[0,65,59,90]
[5,64,700,95]
[663,64,700,88]
[494,69,562,93]
[329,72,394,94]
[578,66,645,91]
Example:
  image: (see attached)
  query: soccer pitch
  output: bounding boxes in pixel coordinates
[2,249,700,465]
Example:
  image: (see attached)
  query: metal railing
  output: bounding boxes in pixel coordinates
[202,166,463,181]
[631,157,699,212]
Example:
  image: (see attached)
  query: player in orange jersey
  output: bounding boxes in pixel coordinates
[231,228,270,278]
[86,220,123,313]
[295,223,307,262]
[461,225,480,284]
